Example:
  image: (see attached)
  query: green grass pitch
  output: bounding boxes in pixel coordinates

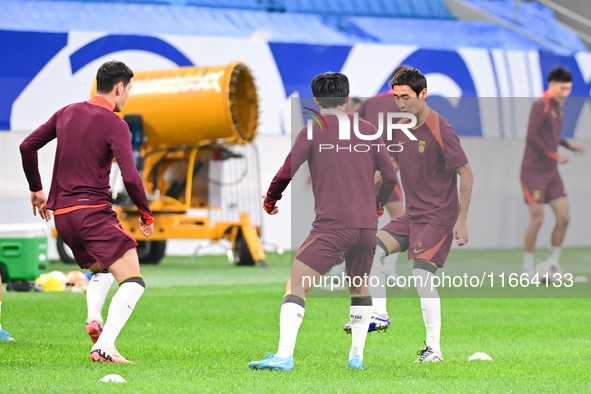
[0,248,590,392]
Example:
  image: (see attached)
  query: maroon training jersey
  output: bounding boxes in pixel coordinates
[521,92,571,174]
[20,97,153,223]
[392,109,468,226]
[358,91,404,202]
[265,113,397,230]
[358,91,400,137]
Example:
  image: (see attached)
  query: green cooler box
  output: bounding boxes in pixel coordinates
[0,223,48,282]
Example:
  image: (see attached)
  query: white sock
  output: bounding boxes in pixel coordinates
[86,272,114,324]
[523,252,534,272]
[277,296,305,358]
[0,301,3,330]
[349,299,372,361]
[96,281,145,347]
[413,268,441,354]
[548,246,562,262]
[382,252,400,277]
[369,245,388,316]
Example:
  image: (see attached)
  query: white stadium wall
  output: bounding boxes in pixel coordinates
[2,31,591,257]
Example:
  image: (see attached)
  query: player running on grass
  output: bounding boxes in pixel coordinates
[353,67,473,362]
[248,72,397,371]
[520,66,584,278]
[20,60,154,364]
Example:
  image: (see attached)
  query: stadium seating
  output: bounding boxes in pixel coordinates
[347,17,551,50]
[283,0,453,19]
[2,0,586,53]
[0,0,358,44]
[465,0,586,53]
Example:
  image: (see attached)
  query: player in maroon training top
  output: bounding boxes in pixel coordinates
[249,72,397,371]
[369,67,473,362]
[339,66,409,335]
[358,65,407,297]
[520,67,584,278]
[358,66,406,224]
[20,61,154,364]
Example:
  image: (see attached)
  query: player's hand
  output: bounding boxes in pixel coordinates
[453,219,469,246]
[139,218,154,237]
[571,144,585,154]
[31,190,51,222]
[374,171,383,186]
[376,201,384,217]
[262,194,279,215]
[377,201,384,217]
[557,154,569,164]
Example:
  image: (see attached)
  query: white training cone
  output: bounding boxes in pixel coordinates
[100,374,126,383]
[468,352,493,361]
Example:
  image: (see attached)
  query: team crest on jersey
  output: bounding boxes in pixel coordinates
[551,110,557,119]
[533,190,541,201]
[419,140,426,153]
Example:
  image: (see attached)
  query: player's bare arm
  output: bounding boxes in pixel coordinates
[30,190,51,222]
[454,163,473,246]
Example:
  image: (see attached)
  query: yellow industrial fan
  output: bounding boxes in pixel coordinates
[56,62,265,265]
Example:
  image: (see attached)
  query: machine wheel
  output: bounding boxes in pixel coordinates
[137,241,166,264]
[56,235,77,264]
[234,231,255,266]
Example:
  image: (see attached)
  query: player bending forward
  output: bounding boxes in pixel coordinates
[20,61,154,364]
[361,67,473,362]
[248,72,397,371]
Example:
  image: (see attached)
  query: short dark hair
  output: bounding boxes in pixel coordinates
[390,67,427,97]
[548,66,572,83]
[311,72,349,108]
[390,65,409,80]
[96,61,134,94]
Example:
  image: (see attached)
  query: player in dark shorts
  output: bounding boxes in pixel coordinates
[20,61,154,364]
[357,66,408,320]
[367,67,473,362]
[248,72,397,371]
[339,66,409,335]
[520,67,584,277]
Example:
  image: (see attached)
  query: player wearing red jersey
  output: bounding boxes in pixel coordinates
[357,66,407,321]
[20,61,154,364]
[368,67,473,362]
[521,67,584,277]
